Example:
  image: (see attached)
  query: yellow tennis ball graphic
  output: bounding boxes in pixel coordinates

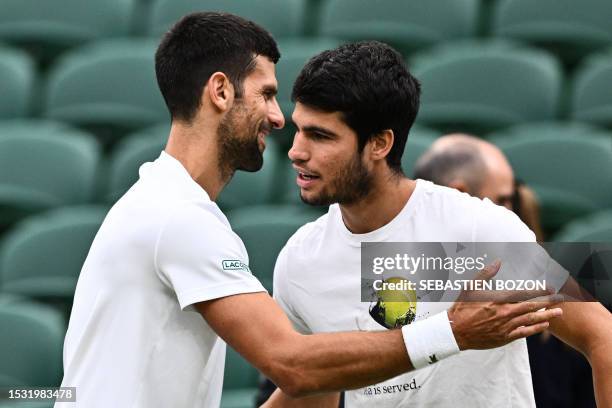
[370,277,417,329]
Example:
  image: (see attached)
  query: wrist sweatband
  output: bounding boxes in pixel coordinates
[401,310,460,369]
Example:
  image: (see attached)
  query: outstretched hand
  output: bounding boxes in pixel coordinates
[448,260,564,350]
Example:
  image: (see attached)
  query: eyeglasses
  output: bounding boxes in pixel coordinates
[509,179,523,215]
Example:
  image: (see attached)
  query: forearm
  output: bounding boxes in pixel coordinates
[550,301,612,407]
[274,329,411,396]
[198,293,413,398]
[590,343,612,407]
[200,287,562,399]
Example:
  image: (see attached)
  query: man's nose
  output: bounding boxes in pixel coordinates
[268,98,285,130]
[288,131,309,163]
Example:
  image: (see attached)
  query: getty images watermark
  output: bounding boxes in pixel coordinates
[361,242,611,304]
[371,251,546,292]
[360,242,610,330]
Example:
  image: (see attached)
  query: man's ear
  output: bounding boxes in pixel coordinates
[368,129,394,162]
[205,72,234,113]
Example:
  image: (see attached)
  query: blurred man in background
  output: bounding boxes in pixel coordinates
[414,133,544,241]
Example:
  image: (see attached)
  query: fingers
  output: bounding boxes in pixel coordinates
[492,288,555,303]
[506,321,551,341]
[473,259,501,282]
[507,307,563,331]
[506,294,565,317]
[457,288,556,303]
[457,261,502,301]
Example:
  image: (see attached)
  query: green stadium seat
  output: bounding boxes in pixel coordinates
[403,124,440,177]
[555,210,612,242]
[412,41,562,134]
[106,125,281,211]
[0,294,28,306]
[492,0,612,64]
[105,123,169,202]
[0,47,35,119]
[490,122,612,232]
[0,121,101,226]
[44,39,167,139]
[228,205,321,291]
[0,301,64,388]
[0,0,137,63]
[571,51,612,128]
[149,0,307,39]
[220,347,259,408]
[303,0,326,35]
[0,402,54,408]
[0,206,107,301]
[272,38,343,150]
[220,390,257,408]
[319,0,479,55]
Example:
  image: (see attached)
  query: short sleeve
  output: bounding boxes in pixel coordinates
[474,200,568,292]
[273,245,312,334]
[155,203,266,310]
[474,199,537,243]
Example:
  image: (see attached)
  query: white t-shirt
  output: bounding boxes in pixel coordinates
[57,152,265,408]
[274,180,568,408]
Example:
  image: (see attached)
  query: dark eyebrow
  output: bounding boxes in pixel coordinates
[262,84,277,96]
[300,125,337,137]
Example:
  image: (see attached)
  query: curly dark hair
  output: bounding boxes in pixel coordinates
[155,12,280,122]
[292,41,420,173]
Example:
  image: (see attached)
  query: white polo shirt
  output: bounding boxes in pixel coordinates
[57,152,265,408]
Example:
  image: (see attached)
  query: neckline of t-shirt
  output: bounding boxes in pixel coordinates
[158,151,212,203]
[334,179,426,247]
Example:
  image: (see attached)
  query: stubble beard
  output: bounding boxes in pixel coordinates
[217,101,265,182]
[300,151,374,207]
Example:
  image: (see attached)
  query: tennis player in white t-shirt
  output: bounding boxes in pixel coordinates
[57,14,568,408]
[267,42,612,407]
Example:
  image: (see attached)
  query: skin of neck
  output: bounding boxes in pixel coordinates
[339,163,417,234]
[164,99,231,201]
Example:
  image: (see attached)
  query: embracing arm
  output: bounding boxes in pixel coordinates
[196,264,562,399]
[550,279,612,407]
[197,292,412,398]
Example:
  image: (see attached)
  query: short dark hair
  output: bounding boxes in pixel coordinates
[155,12,280,122]
[291,41,420,173]
[413,142,486,193]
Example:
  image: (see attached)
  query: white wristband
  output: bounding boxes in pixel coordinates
[401,310,460,369]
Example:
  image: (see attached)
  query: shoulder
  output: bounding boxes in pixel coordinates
[154,201,248,277]
[414,180,534,242]
[474,198,536,242]
[411,180,484,239]
[416,179,485,216]
[157,200,239,248]
[103,190,229,249]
